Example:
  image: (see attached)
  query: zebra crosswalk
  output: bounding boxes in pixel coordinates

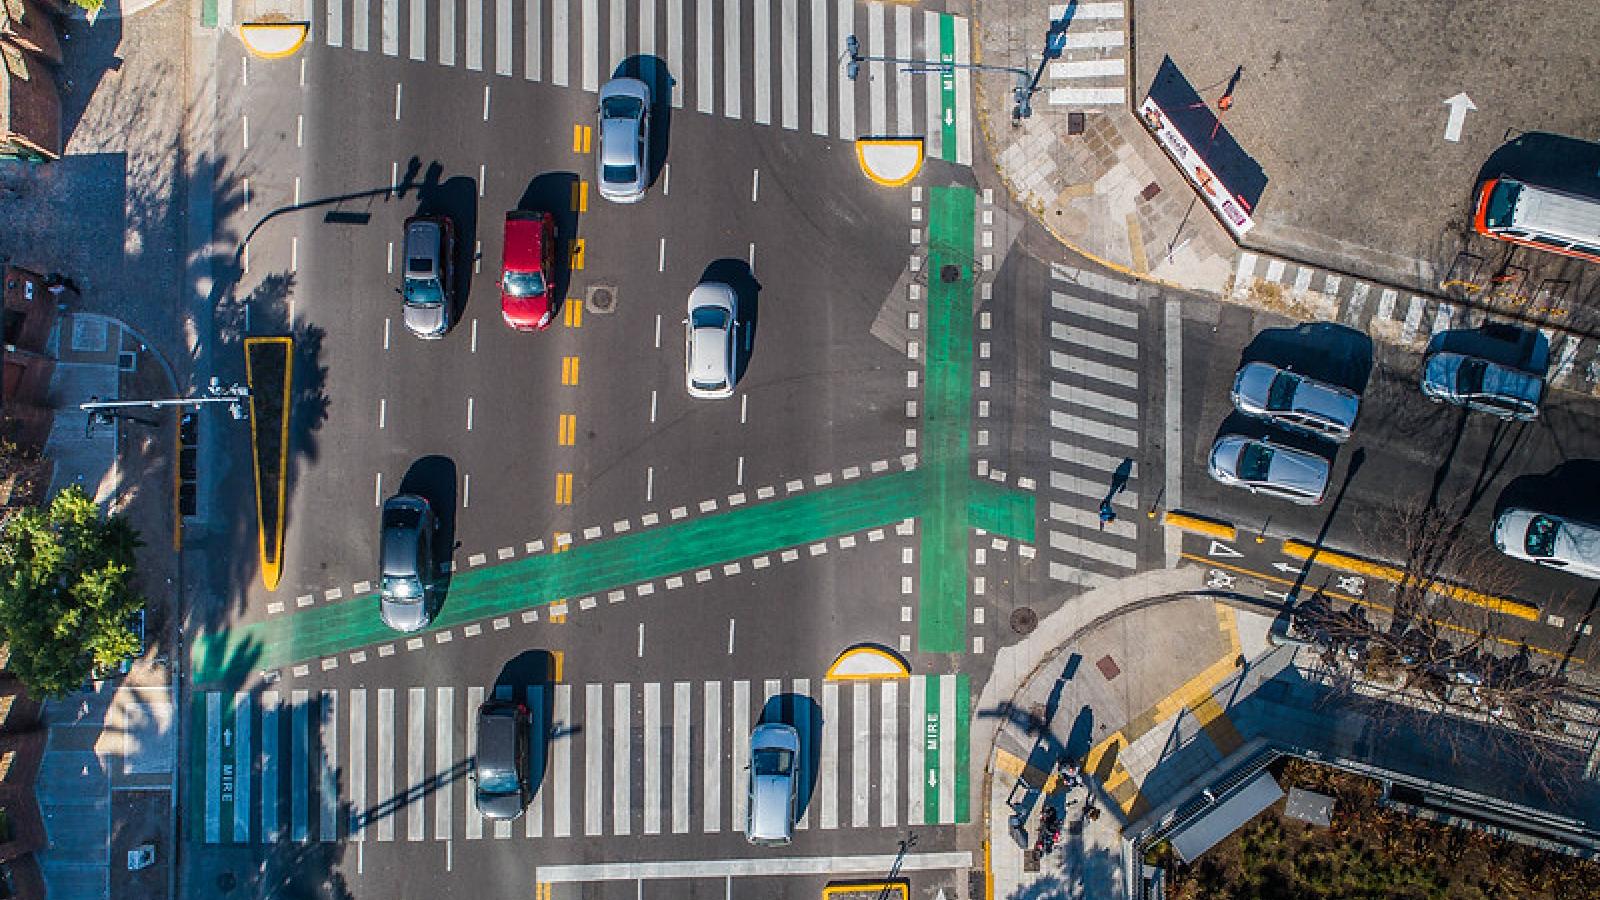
[194,674,970,843]
[1044,263,1147,587]
[307,0,975,165]
[1045,2,1128,108]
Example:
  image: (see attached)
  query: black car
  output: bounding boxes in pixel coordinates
[473,700,532,820]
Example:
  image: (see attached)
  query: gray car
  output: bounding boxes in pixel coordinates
[744,723,799,847]
[473,700,532,820]
[1207,435,1330,505]
[379,493,437,632]
[1492,508,1600,581]
[1421,352,1544,421]
[1231,362,1360,443]
[400,215,455,338]
[685,280,740,399]
[597,77,651,203]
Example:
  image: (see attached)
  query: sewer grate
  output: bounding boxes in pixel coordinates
[586,285,617,313]
[940,265,962,283]
[1010,607,1038,635]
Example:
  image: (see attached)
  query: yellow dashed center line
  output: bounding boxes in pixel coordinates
[564,294,584,326]
[571,124,592,154]
[554,472,573,505]
[557,413,577,445]
[569,239,586,274]
[573,180,588,212]
[561,355,580,386]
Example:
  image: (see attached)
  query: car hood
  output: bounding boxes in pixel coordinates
[475,788,526,821]
[404,302,448,337]
[380,597,430,632]
[502,290,553,329]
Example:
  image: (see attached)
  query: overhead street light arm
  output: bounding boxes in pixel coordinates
[845,22,1069,124]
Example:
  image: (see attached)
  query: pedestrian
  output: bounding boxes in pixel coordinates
[1098,499,1116,528]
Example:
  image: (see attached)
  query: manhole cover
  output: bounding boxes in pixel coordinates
[586,285,617,313]
[940,264,962,283]
[1010,607,1038,635]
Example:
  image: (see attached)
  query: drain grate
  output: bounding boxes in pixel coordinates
[1010,607,1038,635]
[586,285,617,313]
[940,264,962,284]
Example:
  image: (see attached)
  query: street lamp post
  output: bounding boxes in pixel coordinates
[81,376,251,435]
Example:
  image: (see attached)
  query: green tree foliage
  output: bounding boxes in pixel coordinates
[0,486,144,697]
[66,0,105,12]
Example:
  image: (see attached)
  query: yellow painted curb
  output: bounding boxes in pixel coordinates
[825,644,910,680]
[245,337,294,592]
[1281,539,1540,621]
[1162,510,1237,541]
[855,138,924,187]
[239,21,310,59]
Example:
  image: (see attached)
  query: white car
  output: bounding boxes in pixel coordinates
[685,281,739,399]
[1492,508,1600,580]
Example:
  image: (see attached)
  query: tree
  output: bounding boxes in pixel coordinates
[0,485,145,697]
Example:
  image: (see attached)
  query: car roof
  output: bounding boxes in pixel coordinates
[476,703,521,775]
[1235,362,1359,424]
[503,212,549,272]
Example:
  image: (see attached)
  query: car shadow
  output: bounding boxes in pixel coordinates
[759,692,823,824]
[492,650,562,802]
[613,55,674,188]
[413,163,480,329]
[1238,321,1375,394]
[1213,410,1340,461]
[397,455,458,619]
[517,172,582,316]
[698,259,762,384]
[1497,461,1600,522]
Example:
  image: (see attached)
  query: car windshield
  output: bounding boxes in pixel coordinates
[404,278,443,306]
[601,96,644,120]
[752,748,793,777]
[1526,515,1560,558]
[478,769,520,795]
[603,164,638,185]
[1237,443,1273,482]
[692,307,730,329]
[1456,359,1488,396]
[503,270,546,298]
[1266,371,1300,411]
[382,575,422,600]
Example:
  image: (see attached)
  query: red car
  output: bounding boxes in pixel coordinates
[499,211,558,330]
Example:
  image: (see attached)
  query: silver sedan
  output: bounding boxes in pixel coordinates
[1208,435,1330,505]
[597,77,651,203]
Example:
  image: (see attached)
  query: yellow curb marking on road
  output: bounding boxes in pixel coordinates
[993,747,1026,779]
[821,884,906,900]
[983,840,993,900]
[244,336,294,592]
[1182,552,1581,663]
[239,21,310,60]
[564,293,585,325]
[854,138,925,187]
[561,355,580,386]
[824,644,910,680]
[1280,539,1540,621]
[551,650,564,682]
[1162,510,1237,541]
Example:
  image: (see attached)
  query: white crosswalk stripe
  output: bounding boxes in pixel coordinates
[198,676,967,844]
[317,0,973,165]
[1045,1,1126,106]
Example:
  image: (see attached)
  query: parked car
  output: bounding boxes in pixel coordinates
[597,77,651,203]
[400,215,456,338]
[1492,508,1600,580]
[1207,435,1330,505]
[499,211,559,331]
[473,700,533,820]
[744,723,800,847]
[1231,362,1360,442]
[684,280,740,399]
[1420,322,1547,421]
[379,494,437,632]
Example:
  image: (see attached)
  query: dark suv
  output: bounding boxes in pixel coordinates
[379,494,437,632]
[400,215,455,338]
[473,700,532,820]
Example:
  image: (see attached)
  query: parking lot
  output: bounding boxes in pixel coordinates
[1135,0,1600,299]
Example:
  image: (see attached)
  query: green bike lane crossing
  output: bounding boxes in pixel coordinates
[193,185,1013,687]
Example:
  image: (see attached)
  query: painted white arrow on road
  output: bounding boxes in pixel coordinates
[1442,92,1477,142]
[1273,562,1300,574]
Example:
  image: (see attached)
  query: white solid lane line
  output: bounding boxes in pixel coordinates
[536,853,974,882]
[374,472,383,506]
[394,83,402,120]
